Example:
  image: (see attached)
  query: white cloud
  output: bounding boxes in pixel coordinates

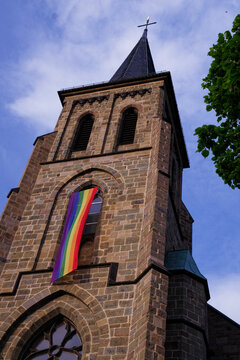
[6,1,238,130]
[208,274,240,324]
[1,0,240,327]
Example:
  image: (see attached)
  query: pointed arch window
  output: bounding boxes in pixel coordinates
[118,107,138,145]
[19,316,82,360]
[82,193,102,237]
[51,187,99,282]
[78,190,102,265]
[72,114,94,151]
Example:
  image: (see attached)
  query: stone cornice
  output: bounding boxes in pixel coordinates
[114,88,152,100]
[0,260,168,297]
[72,94,110,107]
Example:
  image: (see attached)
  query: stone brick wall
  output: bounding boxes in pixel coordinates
[0,75,194,359]
[179,202,193,253]
[0,132,56,274]
[166,199,193,253]
[146,270,169,359]
[166,197,182,252]
[49,83,159,163]
[208,305,240,359]
[166,123,193,253]
[165,273,208,359]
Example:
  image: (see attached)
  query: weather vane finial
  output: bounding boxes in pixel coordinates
[138,16,157,29]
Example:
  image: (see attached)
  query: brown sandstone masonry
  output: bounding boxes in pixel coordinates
[0,75,196,359]
[0,132,56,274]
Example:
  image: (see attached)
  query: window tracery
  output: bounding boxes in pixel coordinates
[20,317,82,360]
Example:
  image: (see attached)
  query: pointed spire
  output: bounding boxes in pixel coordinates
[110,28,156,82]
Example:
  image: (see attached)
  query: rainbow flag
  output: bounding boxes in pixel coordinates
[51,187,98,282]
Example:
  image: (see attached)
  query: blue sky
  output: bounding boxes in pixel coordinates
[0,0,239,322]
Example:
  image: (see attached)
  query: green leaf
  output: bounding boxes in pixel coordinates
[202,149,210,158]
[195,14,240,189]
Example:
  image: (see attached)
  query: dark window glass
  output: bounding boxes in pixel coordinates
[118,107,137,145]
[78,194,102,265]
[72,114,94,151]
[20,317,82,360]
[82,195,102,237]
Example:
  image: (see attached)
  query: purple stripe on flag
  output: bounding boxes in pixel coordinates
[51,193,76,282]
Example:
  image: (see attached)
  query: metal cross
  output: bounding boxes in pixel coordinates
[138,16,157,29]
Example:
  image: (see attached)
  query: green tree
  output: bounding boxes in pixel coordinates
[195,14,240,189]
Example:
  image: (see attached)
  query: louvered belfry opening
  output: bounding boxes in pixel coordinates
[118,107,138,145]
[72,114,94,151]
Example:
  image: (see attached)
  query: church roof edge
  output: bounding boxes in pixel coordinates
[58,71,169,100]
[165,250,210,300]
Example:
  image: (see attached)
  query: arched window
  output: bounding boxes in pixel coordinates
[78,190,102,265]
[118,107,138,145]
[72,114,94,151]
[19,316,82,359]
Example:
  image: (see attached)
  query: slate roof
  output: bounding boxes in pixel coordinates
[165,250,207,280]
[110,29,156,82]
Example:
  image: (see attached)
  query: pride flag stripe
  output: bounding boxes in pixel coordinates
[51,187,98,282]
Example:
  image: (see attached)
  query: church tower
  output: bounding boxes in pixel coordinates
[0,25,215,360]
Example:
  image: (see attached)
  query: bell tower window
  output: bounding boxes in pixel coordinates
[118,107,138,145]
[72,114,94,151]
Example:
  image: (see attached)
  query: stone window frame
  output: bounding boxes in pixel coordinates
[6,294,99,360]
[77,185,103,266]
[71,112,95,152]
[53,183,104,268]
[19,314,83,360]
[117,106,138,146]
